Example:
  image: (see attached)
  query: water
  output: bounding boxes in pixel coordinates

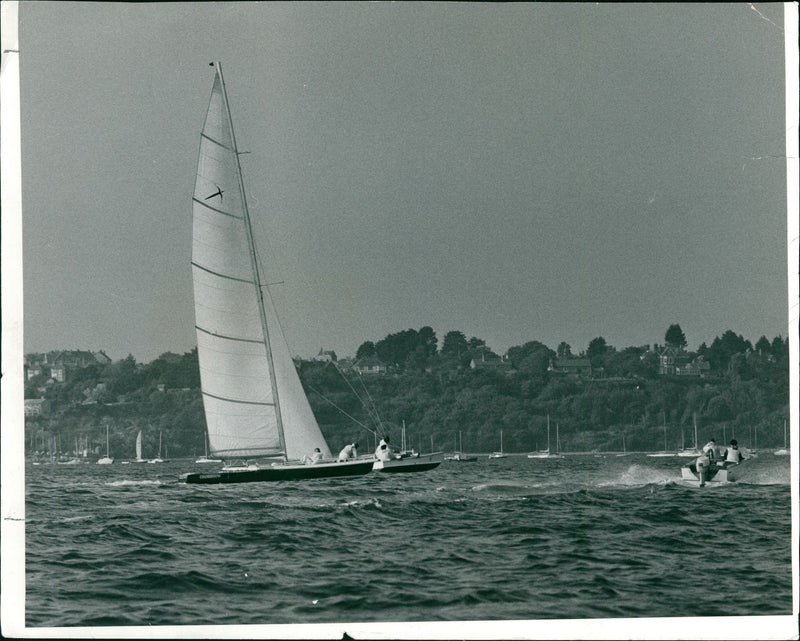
[23,454,792,629]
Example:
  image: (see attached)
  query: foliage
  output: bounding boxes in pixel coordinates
[25,328,789,458]
[665,323,687,348]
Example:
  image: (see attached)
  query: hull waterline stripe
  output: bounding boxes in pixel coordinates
[195,324,264,345]
[202,390,275,406]
[191,261,252,284]
[192,196,243,220]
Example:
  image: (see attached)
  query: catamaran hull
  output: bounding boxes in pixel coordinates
[181,459,375,484]
[680,463,738,485]
[372,453,443,473]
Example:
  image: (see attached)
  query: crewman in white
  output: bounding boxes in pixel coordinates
[695,439,717,486]
[724,439,744,464]
[338,442,358,461]
[375,436,393,462]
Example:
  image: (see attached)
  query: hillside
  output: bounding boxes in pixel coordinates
[24,327,789,459]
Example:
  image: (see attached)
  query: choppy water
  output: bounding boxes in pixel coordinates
[23,453,793,630]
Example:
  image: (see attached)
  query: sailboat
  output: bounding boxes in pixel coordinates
[647,417,676,457]
[131,430,146,463]
[148,431,165,463]
[676,415,701,457]
[182,63,375,484]
[528,415,562,458]
[444,431,477,462]
[196,431,223,464]
[488,430,508,458]
[97,425,113,464]
[615,431,631,457]
[774,420,789,456]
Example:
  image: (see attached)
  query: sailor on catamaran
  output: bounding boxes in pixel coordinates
[723,439,745,464]
[695,439,717,487]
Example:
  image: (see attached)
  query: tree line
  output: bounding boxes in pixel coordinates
[24,324,789,458]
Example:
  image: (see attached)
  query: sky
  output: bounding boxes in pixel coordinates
[16,2,790,363]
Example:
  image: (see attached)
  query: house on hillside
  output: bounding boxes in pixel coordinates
[25,350,112,383]
[657,346,709,377]
[353,356,387,375]
[470,352,513,373]
[548,357,592,378]
[313,349,337,363]
[24,398,50,417]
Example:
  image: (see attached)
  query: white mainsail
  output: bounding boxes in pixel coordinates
[192,63,331,461]
[135,430,143,461]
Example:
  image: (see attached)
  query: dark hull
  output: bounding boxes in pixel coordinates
[182,460,375,484]
[372,452,443,473]
[377,460,442,473]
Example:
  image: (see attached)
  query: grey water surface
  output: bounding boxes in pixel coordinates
[25,453,792,627]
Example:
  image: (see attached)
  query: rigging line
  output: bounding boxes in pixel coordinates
[304,383,377,436]
[331,362,385,435]
[332,362,371,415]
[353,369,386,435]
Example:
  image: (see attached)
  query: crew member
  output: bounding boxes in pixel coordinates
[375,436,393,462]
[695,439,717,487]
[302,447,323,465]
[338,442,359,461]
[724,439,744,464]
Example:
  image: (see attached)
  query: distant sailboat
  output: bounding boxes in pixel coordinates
[149,431,164,464]
[445,431,477,462]
[615,431,631,457]
[676,415,700,457]
[196,431,222,464]
[528,414,562,458]
[774,420,789,456]
[488,430,508,458]
[647,417,676,457]
[134,430,146,463]
[97,425,113,464]
[181,63,375,484]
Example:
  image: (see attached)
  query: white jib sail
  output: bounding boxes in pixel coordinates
[192,64,331,460]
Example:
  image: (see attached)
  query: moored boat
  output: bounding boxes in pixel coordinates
[97,425,113,464]
[527,415,563,458]
[774,420,789,455]
[488,430,508,459]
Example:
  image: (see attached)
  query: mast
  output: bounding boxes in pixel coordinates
[212,62,288,460]
[546,413,551,452]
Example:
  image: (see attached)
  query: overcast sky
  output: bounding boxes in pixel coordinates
[18,2,789,363]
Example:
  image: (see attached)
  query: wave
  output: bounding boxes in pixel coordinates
[105,479,163,487]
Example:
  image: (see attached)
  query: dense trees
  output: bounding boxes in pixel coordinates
[24,326,789,458]
[665,324,687,349]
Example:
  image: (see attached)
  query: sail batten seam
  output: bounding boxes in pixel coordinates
[191,261,252,284]
[192,197,243,220]
[200,131,234,152]
[202,390,275,406]
[195,325,263,344]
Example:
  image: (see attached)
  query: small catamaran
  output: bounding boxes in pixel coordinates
[182,63,374,484]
